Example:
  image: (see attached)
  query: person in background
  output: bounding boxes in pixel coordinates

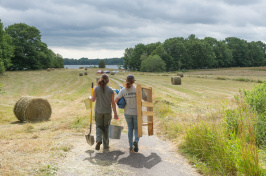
[115,74,141,152]
[89,74,118,151]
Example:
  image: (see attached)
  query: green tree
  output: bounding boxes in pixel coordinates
[256,41,266,62]
[129,43,146,70]
[213,41,233,67]
[5,23,64,70]
[146,42,161,56]
[140,53,148,62]
[140,54,166,72]
[225,37,250,67]
[0,59,4,73]
[185,37,216,69]
[204,37,218,47]
[98,60,105,68]
[6,23,43,69]
[163,37,188,70]
[0,20,14,73]
[123,47,134,70]
[151,45,173,71]
[248,41,265,66]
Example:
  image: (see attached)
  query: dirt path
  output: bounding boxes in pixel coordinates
[57,77,199,176]
[57,131,199,176]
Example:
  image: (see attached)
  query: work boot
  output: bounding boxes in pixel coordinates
[95,141,102,150]
[133,141,138,152]
[129,147,134,152]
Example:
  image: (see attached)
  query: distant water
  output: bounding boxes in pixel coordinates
[64,65,120,69]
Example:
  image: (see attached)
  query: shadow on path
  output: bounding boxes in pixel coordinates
[84,150,162,169]
[118,152,162,169]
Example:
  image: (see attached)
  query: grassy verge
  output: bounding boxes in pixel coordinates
[179,83,266,175]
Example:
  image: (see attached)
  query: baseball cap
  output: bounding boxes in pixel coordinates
[126,74,135,81]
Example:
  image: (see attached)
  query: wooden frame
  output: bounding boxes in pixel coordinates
[136,84,153,137]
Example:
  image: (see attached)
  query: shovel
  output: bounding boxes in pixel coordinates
[85,82,95,146]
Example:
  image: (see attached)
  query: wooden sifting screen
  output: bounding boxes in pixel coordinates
[136,84,153,137]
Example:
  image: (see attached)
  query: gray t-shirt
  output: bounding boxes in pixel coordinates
[116,86,137,115]
[94,85,113,114]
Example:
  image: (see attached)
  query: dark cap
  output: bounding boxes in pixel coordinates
[126,74,135,81]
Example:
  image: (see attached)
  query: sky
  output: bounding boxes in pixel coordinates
[0,0,266,59]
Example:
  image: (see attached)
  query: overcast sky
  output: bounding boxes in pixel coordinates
[0,0,266,59]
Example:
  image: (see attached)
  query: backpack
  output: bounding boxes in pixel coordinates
[114,86,126,109]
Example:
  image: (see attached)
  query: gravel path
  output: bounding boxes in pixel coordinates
[57,132,200,176]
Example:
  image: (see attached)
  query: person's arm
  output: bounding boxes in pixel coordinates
[114,88,123,103]
[114,97,119,103]
[111,93,119,119]
[88,88,96,102]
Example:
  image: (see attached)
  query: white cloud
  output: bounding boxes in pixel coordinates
[1,0,266,59]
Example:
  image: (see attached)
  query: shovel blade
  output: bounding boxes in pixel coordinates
[85,134,95,146]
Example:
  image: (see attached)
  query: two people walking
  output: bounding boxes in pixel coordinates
[89,74,139,152]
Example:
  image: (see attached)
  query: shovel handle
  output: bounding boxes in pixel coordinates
[90,82,93,124]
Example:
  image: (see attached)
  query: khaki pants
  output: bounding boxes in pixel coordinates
[95,112,112,148]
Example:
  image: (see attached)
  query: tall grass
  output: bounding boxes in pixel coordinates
[180,86,265,175]
[181,121,239,175]
[0,83,4,94]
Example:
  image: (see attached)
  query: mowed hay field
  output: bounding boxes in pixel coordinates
[0,67,266,175]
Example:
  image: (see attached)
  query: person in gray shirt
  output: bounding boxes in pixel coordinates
[89,74,118,151]
[115,74,139,152]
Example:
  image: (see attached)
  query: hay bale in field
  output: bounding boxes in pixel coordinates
[52,68,55,71]
[177,73,184,77]
[171,76,181,85]
[84,72,88,75]
[79,73,83,76]
[111,72,115,75]
[13,97,52,122]
[79,67,84,69]
[85,68,87,70]
[47,68,51,72]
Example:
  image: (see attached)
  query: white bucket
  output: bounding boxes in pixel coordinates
[109,125,123,139]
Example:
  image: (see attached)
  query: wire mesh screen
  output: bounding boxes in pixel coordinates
[141,88,152,123]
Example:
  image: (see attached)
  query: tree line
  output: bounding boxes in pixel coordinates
[64,57,123,65]
[123,34,266,72]
[0,20,64,74]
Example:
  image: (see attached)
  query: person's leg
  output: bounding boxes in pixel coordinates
[132,115,139,142]
[95,112,104,150]
[125,114,134,150]
[132,115,139,152]
[102,113,112,149]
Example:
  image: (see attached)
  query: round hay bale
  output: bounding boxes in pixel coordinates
[171,76,181,85]
[47,68,51,72]
[84,72,88,75]
[111,72,115,75]
[13,97,52,122]
[79,73,83,76]
[85,68,87,70]
[79,67,84,69]
[51,68,55,71]
[177,73,184,77]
